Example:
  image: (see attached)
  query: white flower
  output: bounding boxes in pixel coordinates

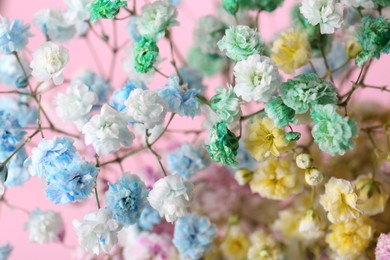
[55,81,98,130]
[233,54,281,103]
[341,0,374,8]
[64,0,91,36]
[300,0,344,34]
[123,89,168,129]
[73,208,122,255]
[148,175,194,223]
[82,104,135,156]
[25,209,64,244]
[30,42,69,85]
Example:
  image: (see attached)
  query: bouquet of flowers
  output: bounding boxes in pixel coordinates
[1,0,390,259]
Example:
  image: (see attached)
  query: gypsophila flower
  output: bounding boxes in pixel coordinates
[210,86,241,124]
[342,0,374,8]
[187,47,226,76]
[205,121,239,166]
[0,17,31,54]
[265,97,296,128]
[233,54,281,103]
[300,0,344,34]
[110,80,146,112]
[123,46,156,83]
[55,81,98,130]
[148,174,194,223]
[167,142,210,180]
[83,104,135,156]
[311,104,357,155]
[123,88,168,129]
[4,148,30,188]
[0,55,30,88]
[298,209,324,240]
[105,174,149,226]
[30,41,69,85]
[0,111,25,158]
[356,16,390,67]
[134,37,159,73]
[222,0,239,14]
[373,0,390,6]
[247,230,282,260]
[220,225,250,260]
[25,209,64,244]
[376,233,390,260]
[194,15,227,55]
[33,8,76,42]
[240,0,284,12]
[218,25,263,61]
[137,205,161,231]
[75,70,112,104]
[0,97,36,128]
[178,67,205,92]
[280,73,338,114]
[0,243,12,260]
[73,208,122,255]
[64,0,91,36]
[89,0,127,22]
[173,214,217,260]
[137,1,179,40]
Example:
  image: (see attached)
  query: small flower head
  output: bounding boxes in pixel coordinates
[0,55,30,88]
[298,209,324,240]
[76,70,112,104]
[210,86,242,124]
[304,168,323,186]
[376,233,390,260]
[89,0,127,22]
[193,15,226,55]
[240,0,284,12]
[220,225,250,260]
[295,153,314,169]
[247,230,282,260]
[234,168,254,185]
[0,17,31,54]
[137,205,161,231]
[265,97,296,128]
[25,209,64,243]
[110,80,146,112]
[134,37,159,73]
[222,0,239,15]
[0,111,25,157]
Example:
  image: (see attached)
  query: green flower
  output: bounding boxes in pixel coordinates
[210,86,242,124]
[356,16,390,67]
[373,0,390,7]
[310,104,358,156]
[134,37,159,73]
[280,73,338,114]
[89,0,127,22]
[222,0,239,15]
[285,132,301,142]
[240,0,284,12]
[188,48,226,76]
[217,25,263,61]
[205,122,239,166]
[265,97,296,128]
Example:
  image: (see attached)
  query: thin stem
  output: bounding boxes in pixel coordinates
[94,154,101,209]
[166,31,184,85]
[317,38,334,84]
[145,130,167,177]
[1,199,30,215]
[309,60,319,76]
[154,67,169,78]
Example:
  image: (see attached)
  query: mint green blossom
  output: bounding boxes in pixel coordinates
[240,0,284,12]
[89,0,127,22]
[222,0,239,15]
[285,131,301,142]
[356,16,390,67]
[205,122,239,166]
[280,73,338,114]
[210,86,241,124]
[134,37,159,73]
[310,104,358,156]
[265,97,296,128]
[187,48,225,76]
[217,25,263,61]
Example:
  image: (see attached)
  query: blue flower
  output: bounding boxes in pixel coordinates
[167,143,209,180]
[105,174,149,226]
[45,159,99,204]
[0,55,30,88]
[0,17,31,55]
[77,70,112,104]
[0,111,25,160]
[137,205,161,231]
[4,147,29,188]
[158,76,201,118]
[178,67,205,92]
[126,17,141,42]
[0,97,37,127]
[110,80,146,112]
[0,243,13,260]
[24,137,78,178]
[173,214,217,260]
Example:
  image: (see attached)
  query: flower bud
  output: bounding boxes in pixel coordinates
[222,0,239,15]
[296,153,313,169]
[346,39,362,59]
[234,168,254,185]
[305,168,323,186]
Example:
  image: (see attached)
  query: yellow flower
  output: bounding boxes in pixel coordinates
[298,209,324,240]
[346,39,362,59]
[234,168,254,185]
[271,28,311,74]
[247,230,282,260]
[245,117,293,161]
[273,207,304,239]
[354,174,389,216]
[326,217,374,259]
[221,225,250,260]
[320,177,361,223]
[249,156,303,200]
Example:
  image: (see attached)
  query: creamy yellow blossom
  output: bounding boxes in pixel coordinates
[249,156,303,200]
[221,225,250,260]
[271,28,311,74]
[320,177,361,223]
[273,207,305,239]
[298,209,324,240]
[234,168,254,185]
[245,117,293,161]
[326,217,374,259]
[354,174,389,216]
[247,230,282,260]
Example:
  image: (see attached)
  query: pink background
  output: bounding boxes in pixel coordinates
[1,0,389,259]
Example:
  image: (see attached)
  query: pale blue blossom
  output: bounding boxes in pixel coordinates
[0,111,25,160]
[0,55,30,88]
[0,243,13,260]
[110,80,146,112]
[137,205,161,231]
[4,148,30,188]
[178,67,205,92]
[0,17,31,54]
[0,97,37,127]
[126,17,142,42]
[76,70,112,104]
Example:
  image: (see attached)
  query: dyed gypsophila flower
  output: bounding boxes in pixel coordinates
[300,0,344,34]
[123,46,156,83]
[110,80,146,112]
[33,9,76,42]
[0,243,13,260]
[126,16,142,42]
[0,97,37,128]
[123,88,168,129]
[233,54,281,103]
[218,25,263,61]
[178,67,205,92]
[205,121,239,166]
[64,0,91,36]
[173,214,217,260]
[0,17,31,55]
[134,37,159,73]
[193,15,227,55]
[76,70,112,104]
[158,76,201,118]
[373,0,390,6]
[137,205,161,231]
[105,174,149,226]
[167,142,210,180]
[73,208,122,255]
[89,0,127,22]
[240,0,284,12]
[280,73,338,114]
[311,104,357,156]
[265,97,296,129]
[137,0,179,40]
[376,233,390,260]
[210,86,242,125]
[55,81,98,130]
[0,111,25,158]
[83,104,135,156]
[0,55,30,88]
[222,0,239,14]
[25,209,64,244]
[4,148,30,188]
[342,0,374,8]
[30,42,69,85]
[148,174,194,223]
